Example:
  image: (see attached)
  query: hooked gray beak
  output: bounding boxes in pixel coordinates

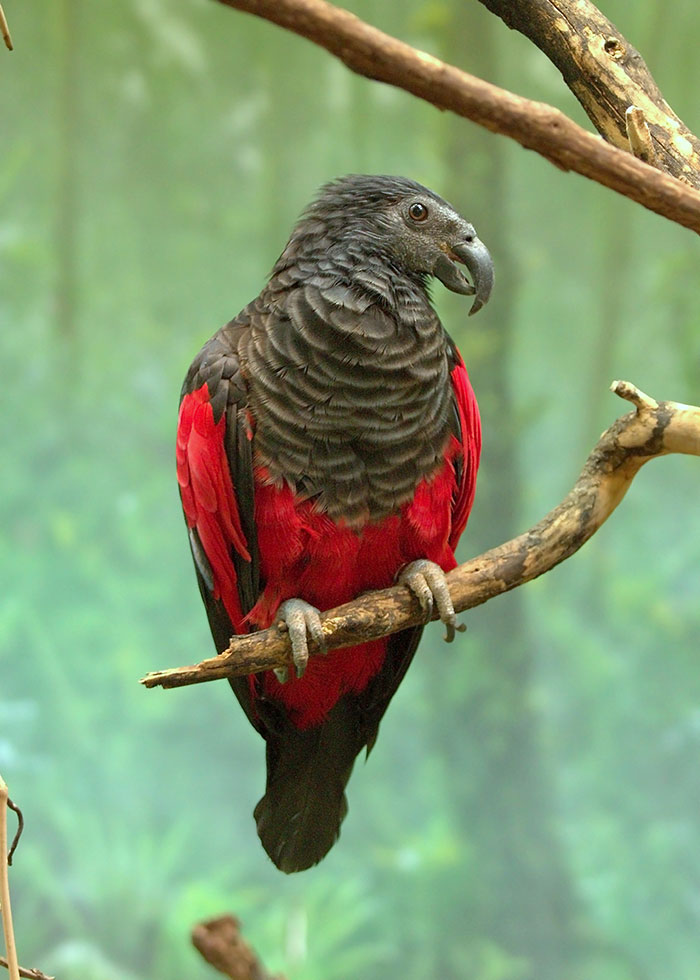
[433,234,494,315]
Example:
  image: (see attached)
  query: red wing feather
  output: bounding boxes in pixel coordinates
[177,382,250,633]
[449,353,482,549]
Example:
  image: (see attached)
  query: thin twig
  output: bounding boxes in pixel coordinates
[0,789,54,980]
[5,802,23,868]
[475,0,697,184]
[212,0,700,234]
[0,776,19,980]
[141,381,700,689]
[0,4,12,51]
[0,958,55,980]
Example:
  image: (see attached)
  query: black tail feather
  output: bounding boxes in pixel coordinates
[253,626,425,872]
[254,696,364,873]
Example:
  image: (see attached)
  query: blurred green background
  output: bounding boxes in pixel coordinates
[2,1,699,978]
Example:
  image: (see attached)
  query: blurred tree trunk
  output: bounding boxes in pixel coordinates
[431,4,578,976]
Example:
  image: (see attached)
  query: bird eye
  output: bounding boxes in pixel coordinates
[408,202,429,222]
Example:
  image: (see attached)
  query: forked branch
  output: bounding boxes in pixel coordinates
[476,0,700,186]
[211,0,700,233]
[141,381,700,690]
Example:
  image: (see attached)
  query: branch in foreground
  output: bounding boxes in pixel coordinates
[192,915,285,980]
[211,0,700,234]
[476,0,700,187]
[0,777,19,980]
[0,4,12,52]
[0,959,54,980]
[0,781,54,980]
[142,381,700,690]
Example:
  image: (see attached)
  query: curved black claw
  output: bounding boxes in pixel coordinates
[398,559,466,643]
[275,598,327,682]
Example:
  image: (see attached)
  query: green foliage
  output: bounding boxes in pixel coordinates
[1,1,700,978]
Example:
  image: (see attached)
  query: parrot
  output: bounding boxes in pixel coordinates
[176,174,493,873]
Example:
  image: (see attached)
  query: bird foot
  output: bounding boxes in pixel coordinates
[398,559,466,643]
[274,598,327,682]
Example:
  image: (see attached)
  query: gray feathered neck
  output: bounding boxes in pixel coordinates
[242,176,456,525]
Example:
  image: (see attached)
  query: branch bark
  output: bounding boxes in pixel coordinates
[142,381,700,690]
[475,0,700,186]
[211,0,700,234]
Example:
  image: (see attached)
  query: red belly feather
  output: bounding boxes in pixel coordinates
[244,449,460,728]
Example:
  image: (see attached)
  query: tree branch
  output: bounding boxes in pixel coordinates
[192,915,286,980]
[0,786,53,980]
[0,777,19,980]
[0,5,12,52]
[476,0,700,187]
[210,0,700,234]
[141,381,700,690]
[0,959,54,980]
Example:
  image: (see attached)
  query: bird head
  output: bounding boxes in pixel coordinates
[295,175,494,315]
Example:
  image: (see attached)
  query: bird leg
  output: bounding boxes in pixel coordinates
[274,599,328,682]
[398,559,466,642]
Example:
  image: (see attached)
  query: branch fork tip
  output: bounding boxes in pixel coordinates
[611,379,658,412]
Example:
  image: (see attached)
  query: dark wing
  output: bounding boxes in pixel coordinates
[176,316,261,729]
[358,625,425,756]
